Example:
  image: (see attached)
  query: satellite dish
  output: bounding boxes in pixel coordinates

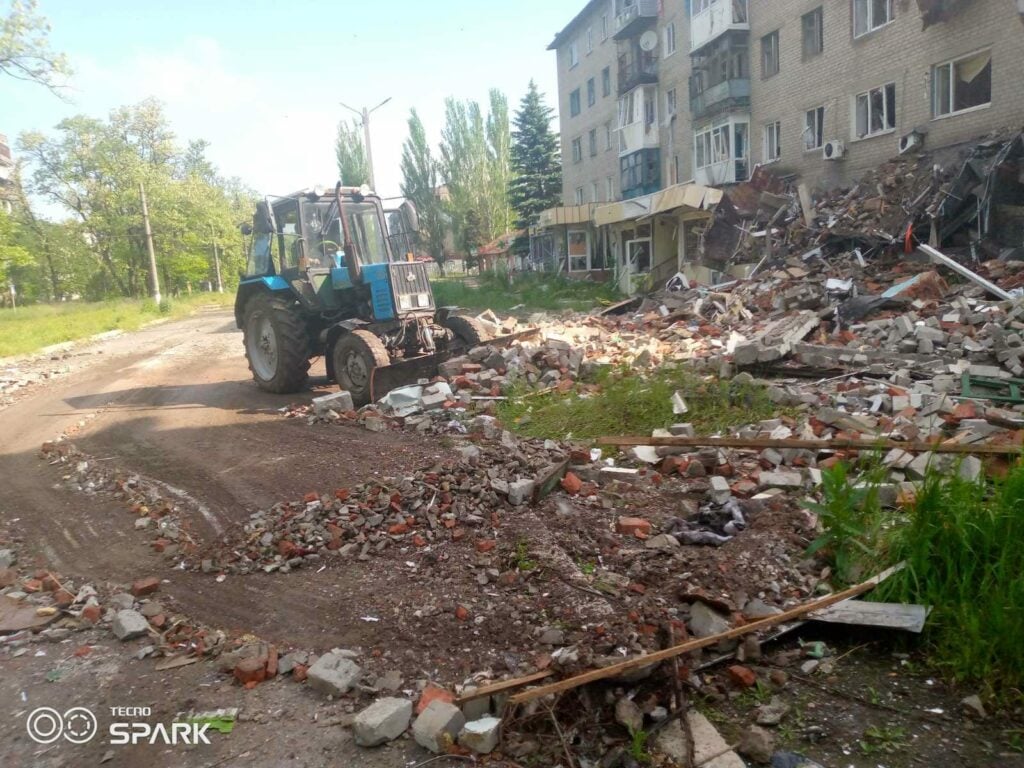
[639,30,658,51]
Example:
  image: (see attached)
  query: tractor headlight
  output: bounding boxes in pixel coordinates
[416,293,429,307]
[398,295,413,310]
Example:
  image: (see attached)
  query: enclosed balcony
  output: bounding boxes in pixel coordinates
[690,0,749,53]
[614,0,659,40]
[690,78,750,120]
[618,50,658,96]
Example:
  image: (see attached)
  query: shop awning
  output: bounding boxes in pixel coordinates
[649,183,723,217]
[537,205,595,228]
[594,194,655,226]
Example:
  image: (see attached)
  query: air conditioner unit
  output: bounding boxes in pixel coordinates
[898,131,924,155]
[822,140,846,161]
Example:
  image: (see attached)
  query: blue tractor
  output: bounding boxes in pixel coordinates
[235,183,488,405]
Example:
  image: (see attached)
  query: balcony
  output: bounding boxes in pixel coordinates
[614,0,659,40]
[691,0,749,53]
[618,120,660,157]
[690,78,750,120]
[618,55,658,96]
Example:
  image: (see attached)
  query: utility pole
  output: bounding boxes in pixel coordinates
[210,226,224,293]
[139,182,161,304]
[340,97,392,192]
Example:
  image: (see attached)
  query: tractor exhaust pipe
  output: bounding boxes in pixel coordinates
[335,182,363,284]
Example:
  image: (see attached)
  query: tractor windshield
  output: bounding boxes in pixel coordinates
[303,200,389,268]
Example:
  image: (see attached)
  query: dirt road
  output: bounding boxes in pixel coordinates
[0,308,453,767]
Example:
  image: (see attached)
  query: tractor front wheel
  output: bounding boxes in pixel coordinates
[243,293,310,393]
[444,315,490,353]
[332,330,391,407]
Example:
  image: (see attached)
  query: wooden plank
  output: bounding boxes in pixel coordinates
[595,435,1021,456]
[455,670,554,704]
[0,596,59,634]
[507,565,902,706]
[808,601,930,633]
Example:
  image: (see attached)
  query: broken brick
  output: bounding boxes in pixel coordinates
[561,472,583,495]
[616,517,651,539]
[455,605,470,622]
[81,605,101,623]
[727,664,757,688]
[130,577,161,597]
[417,684,456,714]
[475,539,496,553]
[234,657,267,686]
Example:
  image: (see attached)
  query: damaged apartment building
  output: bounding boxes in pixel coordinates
[533,0,1024,294]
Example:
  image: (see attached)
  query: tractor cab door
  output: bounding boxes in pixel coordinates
[274,199,303,279]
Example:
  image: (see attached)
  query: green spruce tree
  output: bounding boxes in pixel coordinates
[509,81,562,238]
[400,109,447,273]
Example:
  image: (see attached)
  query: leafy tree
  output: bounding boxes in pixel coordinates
[0,207,31,296]
[19,99,254,299]
[0,0,70,94]
[509,80,562,233]
[485,89,514,238]
[335,119,370,187]
[400,109,446,273]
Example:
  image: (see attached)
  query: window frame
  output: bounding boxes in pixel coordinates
[570,88,581,117]
[854,82,897,139]
[606,176,614,201]
[804,106,825,151]
[587,78,596,107]
[605,121,614,151]
[853,0,894,39]
[571,137,583,163]
[567,228,591,272]
[601,14,609,40]
[665,87,678,118]
[801,7,824,59]
[932,49,992,119]
[589,128,598,157]
[664,22,677,57]
[763,120,781,163]
[586,27,594,54]
[569,41,579,68]
[761,30,780,78]
[602,66,611,97]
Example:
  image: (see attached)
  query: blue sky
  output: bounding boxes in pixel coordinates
[2,0,572,213]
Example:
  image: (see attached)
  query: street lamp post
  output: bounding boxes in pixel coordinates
[339,97,392,192]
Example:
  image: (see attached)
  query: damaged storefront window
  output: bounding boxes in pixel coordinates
[933,49,992,118]
[567,230,591,272]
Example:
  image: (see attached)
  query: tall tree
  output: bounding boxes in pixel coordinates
[0,0,70,94]
[335,119,370,187]
[400,109,447,273]
[509,80,562,233]
[486,89,514,238]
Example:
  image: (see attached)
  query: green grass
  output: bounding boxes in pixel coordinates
[811,459,1024,702]
[497,365,786,440]
[432,272,620,313]
[0,293,234,358]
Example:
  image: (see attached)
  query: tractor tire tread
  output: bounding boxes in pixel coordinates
[243,293,310,394]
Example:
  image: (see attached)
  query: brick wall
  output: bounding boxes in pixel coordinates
[553,2,621,207]
[748,0,1024,190]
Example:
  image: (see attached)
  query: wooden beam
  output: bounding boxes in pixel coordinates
[455,670,553,704]
[595,435,1022,457]
[508,566,902,706]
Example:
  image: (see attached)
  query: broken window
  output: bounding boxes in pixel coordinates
[853,0,893,37]
[572,137,583,163]
[802,7,824,58]
[763,120,781,162]
[666,88,678,117]
[568,230,590,272]
[570,89,581,117]
[933,49,991,117]
[855,82,896,138]
[804,106,825,150]
[761,30,779,78]
[732,0,748,23]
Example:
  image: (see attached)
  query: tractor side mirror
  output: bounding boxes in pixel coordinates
[240,222,253,236]
[399,200,419,233]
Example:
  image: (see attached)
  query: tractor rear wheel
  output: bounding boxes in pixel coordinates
[444,315,491,352]
[243,293,310,393]
[332,330,391,407]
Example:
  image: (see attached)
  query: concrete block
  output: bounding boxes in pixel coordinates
[413,700,465,754]
[459,716,502,754]
[307,652,362,696]
[112,610,149,641]
[353,697,413,746]
[312,391,354,416]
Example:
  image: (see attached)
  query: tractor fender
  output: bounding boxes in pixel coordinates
[234,276,292,328]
